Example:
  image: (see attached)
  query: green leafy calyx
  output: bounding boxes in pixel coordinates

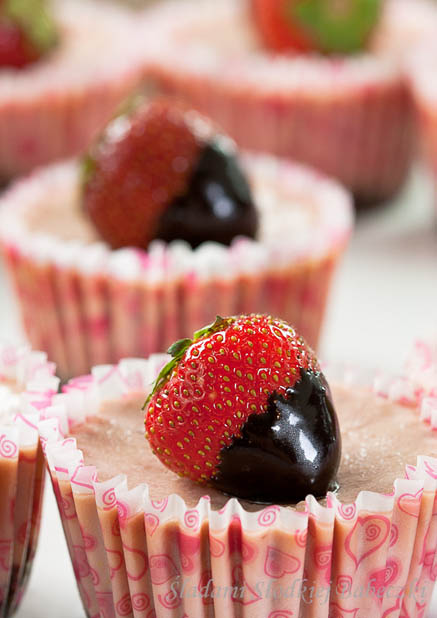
[143,316,235,409]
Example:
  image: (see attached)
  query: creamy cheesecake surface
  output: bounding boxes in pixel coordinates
[71,384,436,511]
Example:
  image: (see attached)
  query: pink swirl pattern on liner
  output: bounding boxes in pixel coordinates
[338,503,357,520]
[115,593,132,616]
[102,487,117,509]
[184,509,200,530]
[294,528,308,547]
[131,592,150,611]
[150,498,168,512]
[39,349,437,618]
[0,435,18,459]
[336,575,353,596]
[0,343,55,616]
[389,523,399,548]
[257,505,280,527]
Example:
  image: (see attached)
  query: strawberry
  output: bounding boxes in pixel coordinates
[145,314,341,504]
[251,0,381,55]
[82,98,258,250]
[0,0,57,69]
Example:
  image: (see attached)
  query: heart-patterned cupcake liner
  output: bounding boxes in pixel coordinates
[0,0,151,181]
[39,344,437,618]
[141,0,416,207]
[0,343,58,617]
[0,153,353,379]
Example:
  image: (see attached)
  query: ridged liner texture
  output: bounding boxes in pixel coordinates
[141,0,416,206]
[39,343,437,618]
[0,0,152,179]
[0,154,353,379]
[0,343,58,617]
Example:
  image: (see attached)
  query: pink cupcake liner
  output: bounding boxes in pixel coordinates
[141,0,415,206]
[0,155,353,379]
[0,0,151,180]
[0,343,58,616]
[38,344,437,618]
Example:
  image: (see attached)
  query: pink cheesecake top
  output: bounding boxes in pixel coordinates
[142,0,427,98]
[0,156,352,283]
[0,0,146,104]
[69,382,437,511]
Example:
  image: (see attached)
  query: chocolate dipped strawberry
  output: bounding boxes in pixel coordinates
[82,98,258,250]
[0,0,57,69]
[144,314,341,504]
[251,0,381,54]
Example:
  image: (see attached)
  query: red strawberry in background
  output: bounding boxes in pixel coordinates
[145,314,341,504]
[251,0,381,55]
[82,98,258,250]
[0,0,58,69]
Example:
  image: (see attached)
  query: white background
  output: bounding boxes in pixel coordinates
[0,168,435,616]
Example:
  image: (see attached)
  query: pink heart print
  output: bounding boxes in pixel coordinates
[345,515,390,568]
[397,489,423,518]
[149,554,179,585]
[209,536,225,558]
[264,546,301,578]
[231,565,262,606]
[368,559,400,604]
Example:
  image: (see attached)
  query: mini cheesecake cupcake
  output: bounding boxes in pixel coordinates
[39,317,437,618]
[0,0,152,181]
[406,41,437,203]
[142,0,426,207]
[0,342,58,616]
[0,99,353,379]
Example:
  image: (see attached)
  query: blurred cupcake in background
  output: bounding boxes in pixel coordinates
[0,0,153,181]
[406,43,437,204]
[38,320,437,618]
[141,0,437,208]
[0,343,57,616]
[0,98,353,379]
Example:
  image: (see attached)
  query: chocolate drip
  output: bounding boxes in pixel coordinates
[211,368,341,504]
[155,139,258,249]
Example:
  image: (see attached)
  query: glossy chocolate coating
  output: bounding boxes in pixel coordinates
[211,369,341,504]
[155,139,259,248]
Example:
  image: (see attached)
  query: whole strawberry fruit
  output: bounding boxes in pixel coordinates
[145,314,341,504]
[0,0,58,69]
[83,98,258,250]
[251,0,381,55]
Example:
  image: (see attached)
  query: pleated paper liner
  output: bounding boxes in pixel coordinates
[0,343,58,617]
[39,345,437,618]
[141,0,416,207]
[0,0,151,180]
[0,154,353,379]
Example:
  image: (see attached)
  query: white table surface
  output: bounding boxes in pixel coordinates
[0,167,436,617]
